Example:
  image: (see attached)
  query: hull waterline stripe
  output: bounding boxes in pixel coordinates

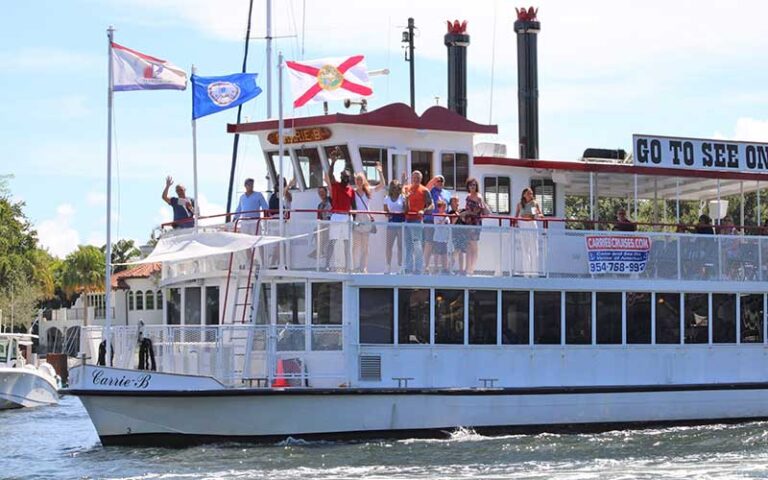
[98,416,768,447]
[65,381,768,397]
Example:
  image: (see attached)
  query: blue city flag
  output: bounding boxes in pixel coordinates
[191,73,262,119]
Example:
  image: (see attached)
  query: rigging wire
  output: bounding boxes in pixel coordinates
[488,0,498,125]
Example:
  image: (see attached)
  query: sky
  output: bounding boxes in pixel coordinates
[3,0,768,258]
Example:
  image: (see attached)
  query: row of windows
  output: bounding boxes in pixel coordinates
[165,286,220,325]
[358,289,765,346]
[265,146,471,192]
[127,290,162,311]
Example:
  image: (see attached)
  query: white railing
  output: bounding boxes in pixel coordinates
[80,324,345,387]
[249,218,767,282]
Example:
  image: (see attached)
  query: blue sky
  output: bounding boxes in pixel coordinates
[3,0,768,257]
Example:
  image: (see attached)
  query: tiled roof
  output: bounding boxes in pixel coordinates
[111,263,161,289]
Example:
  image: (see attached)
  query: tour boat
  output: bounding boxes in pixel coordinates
[0,334,60,409]
[66,10,768,446]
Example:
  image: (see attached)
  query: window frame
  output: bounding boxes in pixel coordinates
[482,175,512,214]
[358,146,389,187]
[530,178,556,217]
[440,151,470,191]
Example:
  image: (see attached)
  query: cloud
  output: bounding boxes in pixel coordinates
[714,118,768,143]
[37,204,80,258]
[0,48,99,73]
[87,191,107,206]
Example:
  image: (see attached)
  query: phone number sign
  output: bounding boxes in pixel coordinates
[586,236,651,274]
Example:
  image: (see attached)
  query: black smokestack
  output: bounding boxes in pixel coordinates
[444,20,470,117]
[514,7,540,159]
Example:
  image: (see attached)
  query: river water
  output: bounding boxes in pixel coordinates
[4,395,768,479]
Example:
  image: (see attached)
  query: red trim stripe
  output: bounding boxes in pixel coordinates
[474,156,768,181]
[111,42,167,64]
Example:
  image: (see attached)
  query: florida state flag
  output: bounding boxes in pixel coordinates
[286,55,373,108]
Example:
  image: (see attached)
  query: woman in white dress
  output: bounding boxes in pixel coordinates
[352,163,385,273]
[514,187,543,275]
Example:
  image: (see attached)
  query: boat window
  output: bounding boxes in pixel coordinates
[145,290,155,310]
[412,151,433,185]
[0,339,7,363]
[740,294,764,343]
[127,291,134,311]
[267,150,296,190]
[359,288,394,344]
[469,290,497,344]
[276,283,306,351]
[276,283,306,325]
[295,147,324,189]
[435,289,464,344]
[684,293,709,344]
[713,293,736,343]
[185,287,201,325]
[311,283,342,325]
[530,178,555,216]
[253,284,271,325]
[441,152,469,191]
[324,145,354,180]
[534,291,561,344]
[502,291,529,344]
[359,147,388,186]
[596,292,622,344]
[166,288,181,325]
[205,286,219,325]
[655,293,681,344]
[398,288,430,344]
[566,292,591,344]
[135,291,144,311]
[627,292,652,344]
[483,176,511,214]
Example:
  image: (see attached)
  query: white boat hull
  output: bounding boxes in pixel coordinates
[0,368,59,409]
[68,366,768,446]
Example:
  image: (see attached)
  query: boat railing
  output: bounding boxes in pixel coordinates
[80,324,346,388]
[155,209,768,282]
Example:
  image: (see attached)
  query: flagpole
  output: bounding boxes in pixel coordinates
[104,26,115,365]
[277,52,285,255]
[266,0,273,118]
[191,65,200,232]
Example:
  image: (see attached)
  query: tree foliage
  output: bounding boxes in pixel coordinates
[102,239,141,273]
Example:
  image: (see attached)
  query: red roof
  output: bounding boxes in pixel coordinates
[111,263,161,289]
[227,102,498,135]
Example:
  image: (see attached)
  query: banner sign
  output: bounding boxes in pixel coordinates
[633,134,768,174]
[586,235,650,274]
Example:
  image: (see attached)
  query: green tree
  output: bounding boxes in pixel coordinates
[0,176,54,330]
[62,245,105,325]
[102,239,141,273]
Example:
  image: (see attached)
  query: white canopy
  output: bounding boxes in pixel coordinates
[128,231,285,265]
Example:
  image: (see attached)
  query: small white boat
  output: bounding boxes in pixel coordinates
[0,334,60,409]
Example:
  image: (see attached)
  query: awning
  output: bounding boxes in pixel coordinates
[127,231,285,265]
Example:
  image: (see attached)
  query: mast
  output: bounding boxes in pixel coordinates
[104,26,115,362]
[225,0,256,220]
[266,0,273,118]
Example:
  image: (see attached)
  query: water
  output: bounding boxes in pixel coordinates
[4,397,768,480]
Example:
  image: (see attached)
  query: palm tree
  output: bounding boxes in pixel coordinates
[62,245,105,326]
[102,239,141,273]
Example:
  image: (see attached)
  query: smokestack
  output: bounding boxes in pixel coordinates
[514,7,540,159]
[444,20,470,117]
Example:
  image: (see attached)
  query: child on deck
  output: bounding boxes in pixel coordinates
[431,199,450,274]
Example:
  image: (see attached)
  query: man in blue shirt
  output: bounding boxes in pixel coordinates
[162,176,194,229]
[424,175,452,271]
[234,178,268,220]
[233,178,268,234]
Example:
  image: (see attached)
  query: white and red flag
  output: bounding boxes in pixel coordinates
[111,42,187,91]
[286,55,373,108]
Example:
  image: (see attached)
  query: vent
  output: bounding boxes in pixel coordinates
[359,355,381,381]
